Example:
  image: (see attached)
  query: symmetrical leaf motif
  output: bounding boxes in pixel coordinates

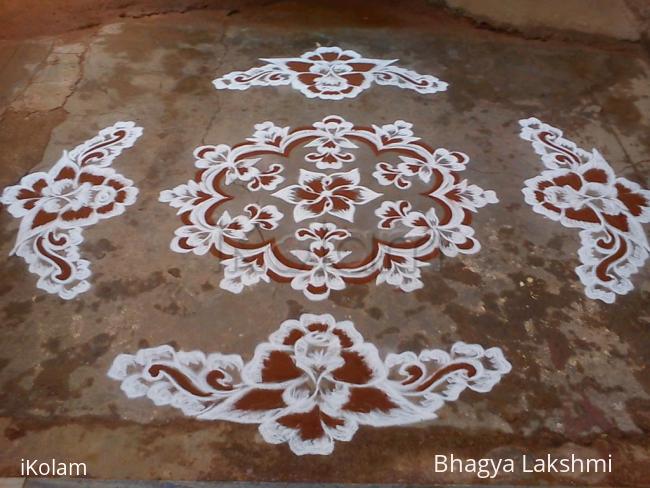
[213,46,447,100]
[109,313,511,456]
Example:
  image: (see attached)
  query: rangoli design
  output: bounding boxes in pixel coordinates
[109,313,511,456]
[160,115,498,301]
[0,122,143,299]
[213,46,448,100]
[519,117,650,303]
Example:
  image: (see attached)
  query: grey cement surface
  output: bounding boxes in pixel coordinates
[0,0,648,486]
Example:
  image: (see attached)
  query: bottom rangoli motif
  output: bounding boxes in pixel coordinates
[109,313,511,456]
[519,117,650,303]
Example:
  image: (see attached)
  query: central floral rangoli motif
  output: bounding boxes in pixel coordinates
[109,313,511,456]
[160,116,498,301]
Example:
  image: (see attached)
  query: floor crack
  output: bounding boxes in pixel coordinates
[200,25,229,145]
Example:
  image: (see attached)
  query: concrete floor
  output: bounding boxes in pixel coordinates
[0,0,649,485]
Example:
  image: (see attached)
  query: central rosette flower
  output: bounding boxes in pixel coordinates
[4,155,137,238]
[542,181,624,213]
[278,47,383,98]
[238,314,387,454]
[309,61,354,90]
[294,330,345,375]
[246,314,383,392]
[524,152,648,233]
[44,178,120,214]
[272,168,381,222]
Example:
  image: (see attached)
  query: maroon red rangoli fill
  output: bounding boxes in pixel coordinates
[109,313,511,455]
[160,115,498,301]
[1,122,142,299]
[213,46,447,100]
[519,117,650,303]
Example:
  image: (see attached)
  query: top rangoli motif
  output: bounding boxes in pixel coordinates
[160,115,497,301]
[213,46,448,100]
[519,117,650,303]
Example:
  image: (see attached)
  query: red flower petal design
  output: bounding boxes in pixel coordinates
[520,117,650,303]
[109,313,511,456]
[0,122,142,299]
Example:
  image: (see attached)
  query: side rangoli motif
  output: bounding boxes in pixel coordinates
[213,46,448,100]
[160,115,498,301]
[109,313,511,456]
[1,122,143,299]
[519,117,650,303]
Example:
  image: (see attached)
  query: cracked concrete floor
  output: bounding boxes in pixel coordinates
[0,1,649,485]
